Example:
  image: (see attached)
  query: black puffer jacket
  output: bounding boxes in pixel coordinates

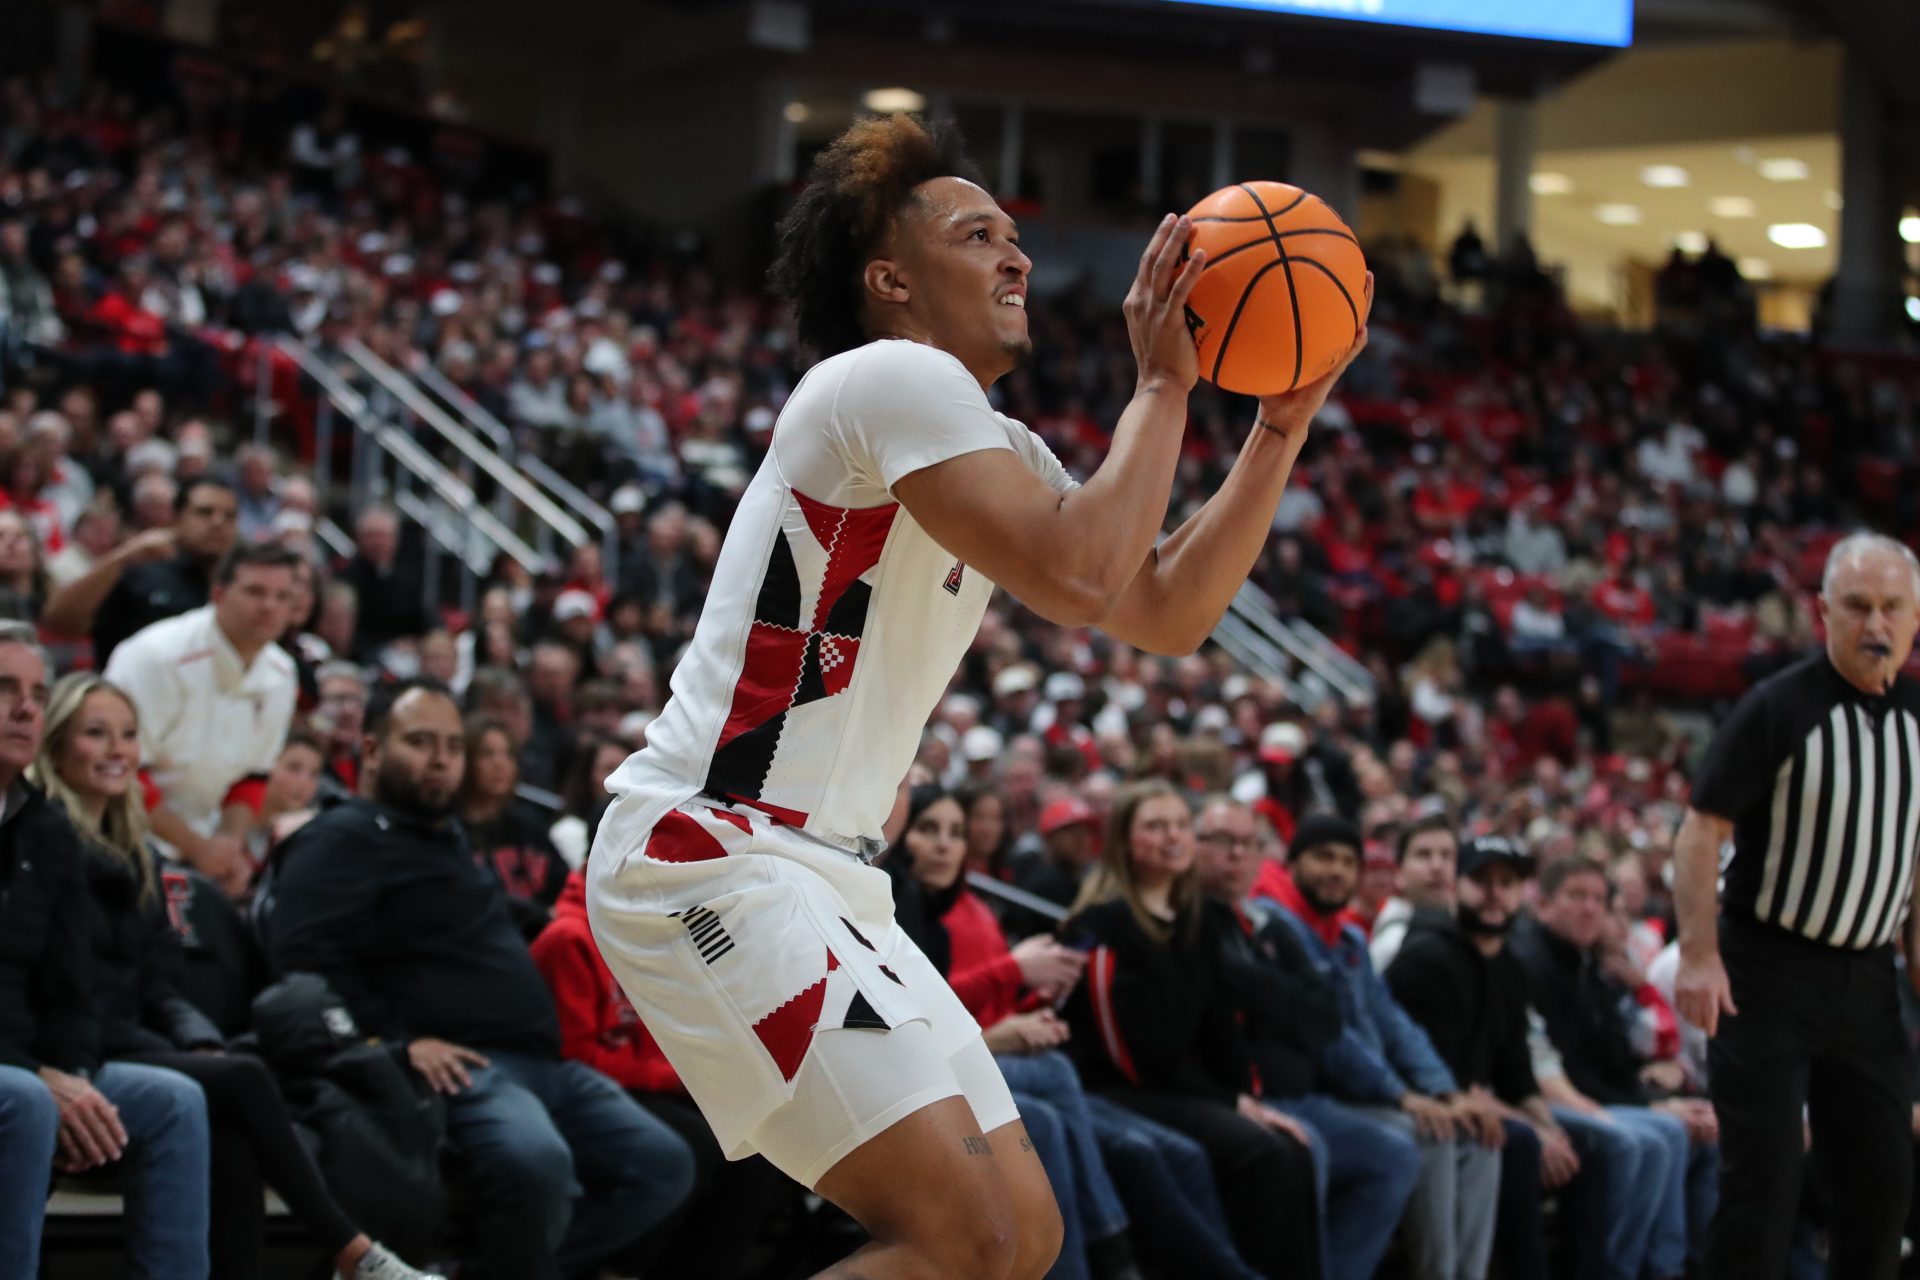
[253,972,449,1259]
[0,783,98,1073]
[81,842,224,1057]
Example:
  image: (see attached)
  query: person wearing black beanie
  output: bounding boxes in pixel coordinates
[1268,811,1502,1280]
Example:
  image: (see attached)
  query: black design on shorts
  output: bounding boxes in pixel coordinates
[841,918,877,951]
[842,990,890,1031]
[674,905,735,965]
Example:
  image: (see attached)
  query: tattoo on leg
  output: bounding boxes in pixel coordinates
[963,1136,993,1156]
[1019,1136,1033,1153]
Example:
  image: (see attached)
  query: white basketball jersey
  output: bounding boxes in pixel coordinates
[605,339,1078,855]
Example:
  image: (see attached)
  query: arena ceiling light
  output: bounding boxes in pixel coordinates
[1900,214,1920,245]
[1908,297,1920,324]
[783,102,810,124]
[1641,165,1690,189]
[1740,258,1773,280]
[1767,223,1827,250]
[1758,157,1810,182]
[1530,172,1573,196]
[862,87,926,114]
[1709,196,1757,219]
[1673,231,1708,254]
[1595,203,1642,226]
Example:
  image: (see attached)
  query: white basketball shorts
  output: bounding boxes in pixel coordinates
[585,791,1019,1188]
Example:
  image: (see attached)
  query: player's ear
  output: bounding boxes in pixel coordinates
[863,257,910,306]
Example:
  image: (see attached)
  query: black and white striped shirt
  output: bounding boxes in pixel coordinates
[1693,654,1920,950]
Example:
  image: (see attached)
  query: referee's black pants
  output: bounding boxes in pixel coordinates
[1706,916,1914,1280]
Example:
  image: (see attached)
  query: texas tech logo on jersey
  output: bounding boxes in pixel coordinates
[943,560,966,595]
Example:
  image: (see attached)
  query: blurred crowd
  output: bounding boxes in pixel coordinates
[3,56,1920,1280]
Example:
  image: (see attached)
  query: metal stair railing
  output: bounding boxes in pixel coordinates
[339,339,591,567]
[408,357,621,585]
[1209,608,1307,708]
[1225,580,1373,705]
[273,337,542,616]
[1284,615,1377,695]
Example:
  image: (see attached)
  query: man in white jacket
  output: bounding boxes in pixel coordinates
[105,542,301,895]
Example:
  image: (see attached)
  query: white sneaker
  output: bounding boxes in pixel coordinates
[348,1242,438,1279]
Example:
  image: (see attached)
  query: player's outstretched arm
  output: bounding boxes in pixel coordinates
[1100,275,1371,655]
[894,214,1205,628]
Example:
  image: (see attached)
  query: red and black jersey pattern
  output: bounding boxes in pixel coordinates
[704,492,897,821]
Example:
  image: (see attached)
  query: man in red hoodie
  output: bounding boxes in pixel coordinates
[531,869,798,1279]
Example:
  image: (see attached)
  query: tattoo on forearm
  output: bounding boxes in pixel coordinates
[963,1136,993,1156]
[1019,1136,1033,1153]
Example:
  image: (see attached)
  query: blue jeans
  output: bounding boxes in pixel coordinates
[1013,1091,1090,1280]
[1082,1094,1261,1280]
[94,1060,213,1279]
[1494,1119,1548,1280]
[0,1065,60,1273]
[447,1051,695,1280]
[1269,1095,1422,1280]
[1556,1105,1711,1280]
[998,1052,1129,1239]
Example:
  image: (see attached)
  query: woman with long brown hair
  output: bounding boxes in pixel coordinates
[1063,780,1321,1280]
[33,673,429,1280]
[0,507,49,622]
[457,715,568,938]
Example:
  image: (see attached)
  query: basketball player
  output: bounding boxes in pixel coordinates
[586,115,1369,1280]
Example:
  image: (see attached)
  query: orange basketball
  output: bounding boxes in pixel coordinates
[1182,181,1367,397]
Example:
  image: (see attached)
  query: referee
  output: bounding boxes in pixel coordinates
[1675,531,1920,1279]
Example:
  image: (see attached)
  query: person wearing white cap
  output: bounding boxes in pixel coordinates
[586,113,1366,1280]
[991,663,1042,735]
[960,725,1005,778]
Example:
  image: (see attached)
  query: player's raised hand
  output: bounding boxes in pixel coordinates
[1255,271,1372,437]
[1124,213,1207,393]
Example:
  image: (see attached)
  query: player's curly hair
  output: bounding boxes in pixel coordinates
[768,114,984,361]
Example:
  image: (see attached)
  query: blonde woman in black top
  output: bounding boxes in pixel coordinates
[1064,779,1320,1280]
[34,672,429,1280]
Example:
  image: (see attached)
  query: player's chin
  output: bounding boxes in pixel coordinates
[997,334,1034,365]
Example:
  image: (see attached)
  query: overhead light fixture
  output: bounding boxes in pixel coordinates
[1709,196,1756,219]
[1825,191,1844,211]
[1740,257,1772,280]
[1595,204,1642,226]
[1641,165,1689,189]
[862,87,926,114]
[1759,157,1809,182]
[1901,214,1920,245]
[783,101,810,124]
[1673,231,1708,254]
[1908,296,1920,324]
[1530,172,1573,196]
[1767,222,1827,249]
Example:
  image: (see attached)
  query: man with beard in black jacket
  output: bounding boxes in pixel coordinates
[1386,835,1604,1280]
[265,677,694,1280]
